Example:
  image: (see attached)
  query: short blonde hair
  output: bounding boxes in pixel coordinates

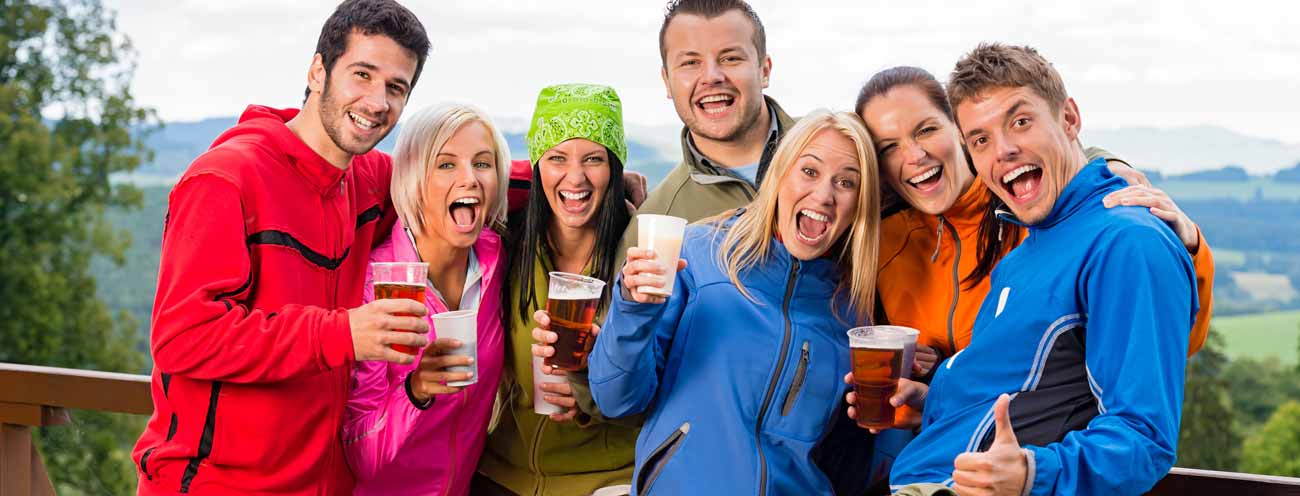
[712,109,880,323]
[391,103,512,237]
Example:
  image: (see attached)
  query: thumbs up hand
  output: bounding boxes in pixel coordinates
[952,394,1029,496]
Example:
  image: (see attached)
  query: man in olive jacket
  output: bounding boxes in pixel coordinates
[619,1,793,264]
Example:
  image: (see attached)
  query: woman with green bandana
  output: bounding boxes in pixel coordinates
[473,83,637,496]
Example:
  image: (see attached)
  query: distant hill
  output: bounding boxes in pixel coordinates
[1276,162,1300,183]
[1169,165,1251,182]
[127,115,677,187]
[1081,125,1300,175]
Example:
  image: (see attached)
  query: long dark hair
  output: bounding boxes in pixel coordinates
[505,152,631,324]
[854,66,1018,289]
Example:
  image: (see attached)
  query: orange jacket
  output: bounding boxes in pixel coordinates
[877,181,1214,359]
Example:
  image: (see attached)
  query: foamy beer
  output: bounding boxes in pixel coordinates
[847,327,906,430]
[636,214,687,296]
[545,272,606,371]
[371,262,429,355]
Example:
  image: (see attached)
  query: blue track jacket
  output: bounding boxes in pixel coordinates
[890,158,1198,495]
[590,214,861,495]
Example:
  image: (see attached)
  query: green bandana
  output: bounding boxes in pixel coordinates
[526,83,628,165]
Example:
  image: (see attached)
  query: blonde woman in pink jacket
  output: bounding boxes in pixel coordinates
[342,103,511,496]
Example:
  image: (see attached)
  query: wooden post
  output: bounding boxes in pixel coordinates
[1,423,33,496]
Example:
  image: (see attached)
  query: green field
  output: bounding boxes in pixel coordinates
[1158,178,1300,201]
[1214,310,1300,365]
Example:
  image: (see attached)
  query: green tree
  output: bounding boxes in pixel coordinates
[1,0,157,493]
[1240,401,1300,476]
[1176,328,1242,470]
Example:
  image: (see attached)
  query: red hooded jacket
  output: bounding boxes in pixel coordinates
[133,105,397,495]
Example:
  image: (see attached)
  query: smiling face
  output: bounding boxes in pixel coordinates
[313,31,416,158]
[861,85,974,216]
[419,120,500,249]
[956,86,1084,225]
[776,129,863,260]
[538,138,612,231]
[661,10,771,145]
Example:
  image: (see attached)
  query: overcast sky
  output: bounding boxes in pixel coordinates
[108,0,1299,145]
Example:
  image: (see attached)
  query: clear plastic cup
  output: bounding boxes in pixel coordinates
[636,214,687,296]
[545,272,606,371]
[370,262,428,354]
[847,327,908,430]
[432,309,477,386]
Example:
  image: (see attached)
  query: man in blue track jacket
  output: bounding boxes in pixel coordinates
[884,44,1199,496]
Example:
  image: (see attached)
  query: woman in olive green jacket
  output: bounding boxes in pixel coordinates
[473,83,639,496]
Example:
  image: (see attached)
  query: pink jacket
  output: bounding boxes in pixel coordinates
[342,220,506,496]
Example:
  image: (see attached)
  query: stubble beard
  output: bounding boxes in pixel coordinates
[686,94,765,145]
[318,76,386,157]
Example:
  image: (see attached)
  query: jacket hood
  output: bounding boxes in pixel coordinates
[211,105,348,194]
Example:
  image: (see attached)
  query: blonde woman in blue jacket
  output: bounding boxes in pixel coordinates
[583,110,882,495]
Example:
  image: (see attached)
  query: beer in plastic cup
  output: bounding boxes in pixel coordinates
[432,309,477,386]
[371,262,428,355]
[871,326,920,379]
[545,272,605,371]
[847,327,906,430]
[533,356,566,415]
[636,214,687,296]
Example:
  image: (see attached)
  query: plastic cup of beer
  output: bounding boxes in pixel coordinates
[533,356,567,415]
[636,214,687,296]
[432,309,477,387]
[847,327,907,430]
[545,272,606,371]
[371,262,428,355]
[870,326,919,379]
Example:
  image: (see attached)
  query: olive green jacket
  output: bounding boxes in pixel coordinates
[477,254,638,496]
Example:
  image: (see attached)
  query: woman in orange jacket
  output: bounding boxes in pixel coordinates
[855,66,1214,376]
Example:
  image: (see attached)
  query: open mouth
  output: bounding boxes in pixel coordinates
[348,111,381,132]
[795,208,831,244]
[448,196,481,233]
[1000,164,1043,202]
[558,190,592,214]
[906,165,944,193]
[695,94,736,116]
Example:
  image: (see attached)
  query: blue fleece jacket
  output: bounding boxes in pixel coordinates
[890,158,1198,495]
[589,213,861,496]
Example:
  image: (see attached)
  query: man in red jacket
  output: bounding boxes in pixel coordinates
[132,1,432,494]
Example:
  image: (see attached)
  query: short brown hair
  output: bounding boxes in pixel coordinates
[947,43,1068,121]
[658,0,766,67]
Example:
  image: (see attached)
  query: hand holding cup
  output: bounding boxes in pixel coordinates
[620,247,687,305]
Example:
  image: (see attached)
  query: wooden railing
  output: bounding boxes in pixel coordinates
[0,363,150,496]
[2,362,1300,495]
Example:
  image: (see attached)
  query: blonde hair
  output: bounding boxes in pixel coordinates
[391,103,512,237]
[712,109,880,323]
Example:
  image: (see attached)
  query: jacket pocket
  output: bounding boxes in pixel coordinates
[780,341,811,416]
[636,422,691,495]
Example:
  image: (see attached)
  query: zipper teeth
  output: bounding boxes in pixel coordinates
[754,260,799,496]
[529,401,548,495]
[781,342,811,416]
[945,216,960,354]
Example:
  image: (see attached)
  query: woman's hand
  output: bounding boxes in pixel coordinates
[408,337,475,403]
[620,247,687,304]
[914,344,939,377]
[843,373,928,433]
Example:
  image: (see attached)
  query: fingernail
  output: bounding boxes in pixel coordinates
[467,358,475,364]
